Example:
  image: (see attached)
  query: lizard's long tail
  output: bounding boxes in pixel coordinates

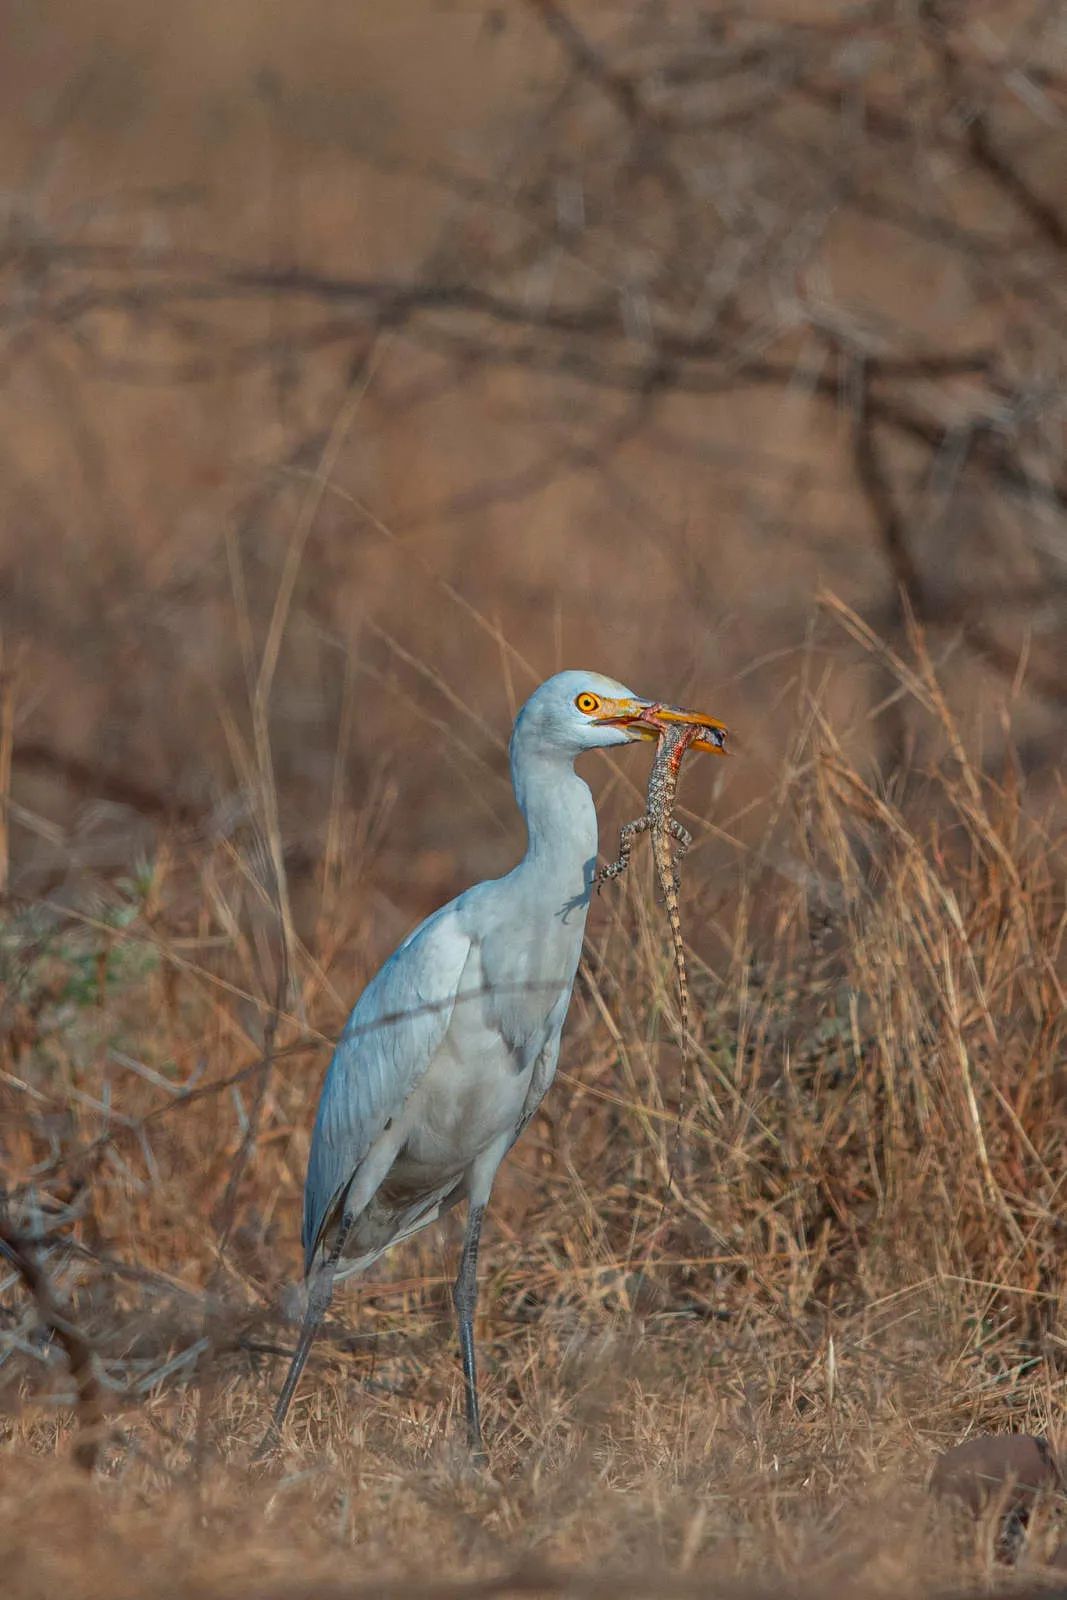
[665,903,690,1198]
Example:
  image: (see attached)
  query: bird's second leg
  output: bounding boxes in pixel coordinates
[253,1214,353,1463]
[452,1201,487,1466]
[597,815,650,886]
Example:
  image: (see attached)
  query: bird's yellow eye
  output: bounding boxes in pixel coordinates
[575,692,601,714]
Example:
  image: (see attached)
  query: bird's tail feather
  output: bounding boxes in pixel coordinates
[333,1182,463,1283]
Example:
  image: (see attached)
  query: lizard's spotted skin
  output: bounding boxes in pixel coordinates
[597,720,705,1170]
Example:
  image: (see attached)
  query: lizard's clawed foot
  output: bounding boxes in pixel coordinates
[669,819,693,855]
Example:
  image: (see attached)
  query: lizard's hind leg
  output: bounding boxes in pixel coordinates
[665,819,693,894]
[668,819,693,855]
[597,815,651,886]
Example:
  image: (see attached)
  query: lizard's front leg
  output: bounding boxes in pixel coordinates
[597,814,651,887]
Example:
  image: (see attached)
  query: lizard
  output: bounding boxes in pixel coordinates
[597,715,725,1183]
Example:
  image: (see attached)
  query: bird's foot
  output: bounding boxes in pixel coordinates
[249,1427,283,1472]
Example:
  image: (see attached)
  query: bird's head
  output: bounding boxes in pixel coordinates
[512,670,728,760]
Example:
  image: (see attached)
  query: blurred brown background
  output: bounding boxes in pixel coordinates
[4,0,1065,927]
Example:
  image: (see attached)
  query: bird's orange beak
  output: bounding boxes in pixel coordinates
[593,697,729,755]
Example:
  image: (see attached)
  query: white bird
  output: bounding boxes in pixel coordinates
[257,670,726,1461]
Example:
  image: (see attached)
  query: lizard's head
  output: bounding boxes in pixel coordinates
[618,702,729,757]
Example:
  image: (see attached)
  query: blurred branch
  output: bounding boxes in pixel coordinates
[5,1029,322,1205]
[0,641,15,897]
[214,942,289,1258]
[13,737,205,826]
[848,362,1067,708]
[849,365,926,608]
[928,6,1067,253]
[523,0,663,131]
[0,1212,104,1470]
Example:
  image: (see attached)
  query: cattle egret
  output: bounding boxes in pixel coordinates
[257,670,727,1462]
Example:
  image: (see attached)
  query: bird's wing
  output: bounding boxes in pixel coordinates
[511,991,569,1146]
[302,905,473,1269]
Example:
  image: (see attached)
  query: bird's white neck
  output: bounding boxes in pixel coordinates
[509,741,598,911]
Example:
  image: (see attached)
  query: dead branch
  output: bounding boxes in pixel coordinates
[0,1212,105,1470]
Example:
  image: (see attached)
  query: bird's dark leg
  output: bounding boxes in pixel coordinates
[452,1201,487,1465]
[253,1213,354,1463]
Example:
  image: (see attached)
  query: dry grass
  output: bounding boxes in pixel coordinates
[4,602,1067,1598]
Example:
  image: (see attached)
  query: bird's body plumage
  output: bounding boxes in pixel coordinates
[302,673,605,1280]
